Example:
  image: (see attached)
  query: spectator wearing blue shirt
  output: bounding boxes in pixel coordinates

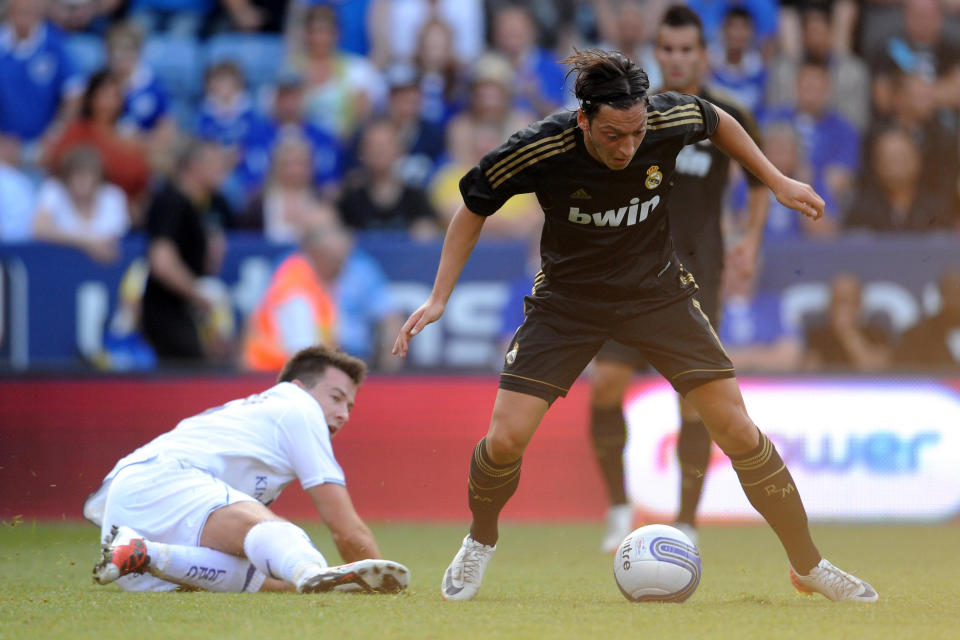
[105,21,177,176]
[237,71,341,202]
[0,0,83,160]
[297,0,373,56]
[728,121,833,241]
[490,4,570,116]
[107,22,170,133]
[688,0,779,51]
[341,64,444,189]
[709,6,767,116]
[195,61,261,149]
[764,60,860,223]
[195,60,264,208]
[718,258,802,372]
[411,18,466,127]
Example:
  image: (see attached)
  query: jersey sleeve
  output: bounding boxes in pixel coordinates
[646,92,719,147]
[459,118,575,215]
[277,398,345,490]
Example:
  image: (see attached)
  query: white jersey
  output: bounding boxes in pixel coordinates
[85,383,343,524]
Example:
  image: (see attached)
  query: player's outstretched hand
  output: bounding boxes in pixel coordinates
[773,176,824,220]
[392,299,446,357]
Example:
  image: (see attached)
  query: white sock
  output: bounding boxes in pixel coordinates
[146,541,267,593]
[242,521,327,586]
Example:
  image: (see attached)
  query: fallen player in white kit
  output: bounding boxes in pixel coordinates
[84,345,410,594]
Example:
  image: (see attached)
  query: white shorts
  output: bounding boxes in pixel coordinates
[96,456,258,592]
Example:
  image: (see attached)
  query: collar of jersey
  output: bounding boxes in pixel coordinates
[0,22,47,58]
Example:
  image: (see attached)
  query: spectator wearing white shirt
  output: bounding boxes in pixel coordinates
[32,145,128,263]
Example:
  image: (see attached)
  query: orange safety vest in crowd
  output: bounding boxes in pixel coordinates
[243,253,338,371]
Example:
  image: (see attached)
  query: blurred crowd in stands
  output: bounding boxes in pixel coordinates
[0,0,958,373]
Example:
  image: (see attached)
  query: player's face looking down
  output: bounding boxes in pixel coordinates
[578,102,648,170]
[655,24,707,92]
[294,367,358,437]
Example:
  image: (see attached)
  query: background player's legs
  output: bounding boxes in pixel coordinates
[589,357,634,552]
[589,359,632,507]
[675,396,712,530]
[468,389,549,546]
[684,378,821,574]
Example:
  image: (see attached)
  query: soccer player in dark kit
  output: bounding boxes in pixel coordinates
[591,6,769,553]
[393,48,877,603]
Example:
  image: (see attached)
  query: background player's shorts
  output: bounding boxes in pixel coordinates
[98,456,259,592]
[595,273,722,370]
[500,268,733,404]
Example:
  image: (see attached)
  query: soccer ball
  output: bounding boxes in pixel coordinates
[613,524,701,602]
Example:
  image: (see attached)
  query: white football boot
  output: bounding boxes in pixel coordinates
[790,558,879,602]
[296,559,410,594]
[440,535,496,601]
[600,504,634,553]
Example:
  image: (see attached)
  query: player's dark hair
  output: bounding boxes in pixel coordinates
[278,345,367,388]
[660,5,706,47]
[560,49,649,121]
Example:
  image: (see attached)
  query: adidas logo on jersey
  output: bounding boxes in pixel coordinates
[568,195,661,227]
[570,188,591,199]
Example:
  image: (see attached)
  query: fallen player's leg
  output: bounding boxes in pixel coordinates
[94,523,410,594]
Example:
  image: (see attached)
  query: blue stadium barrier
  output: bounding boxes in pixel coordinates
[2,233,959,371]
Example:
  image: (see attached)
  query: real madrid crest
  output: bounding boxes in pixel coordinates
[645,165,662,190]
[505,342,519,365]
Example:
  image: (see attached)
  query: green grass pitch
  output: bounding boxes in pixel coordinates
[1,521,956,640]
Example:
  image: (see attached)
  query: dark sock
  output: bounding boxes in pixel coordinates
[467,438,522,546]
[675,418,712,526]
[730,433,821,574]
[589,405,628,506]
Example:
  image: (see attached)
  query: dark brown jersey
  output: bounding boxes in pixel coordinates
[460,91,719,300]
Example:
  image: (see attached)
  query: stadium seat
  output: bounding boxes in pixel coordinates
[143,35,204,111]
[64,34,106,77]
[204,34,287,92]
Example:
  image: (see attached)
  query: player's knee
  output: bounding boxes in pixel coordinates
[485,428,527,464]
[703,407,757,452]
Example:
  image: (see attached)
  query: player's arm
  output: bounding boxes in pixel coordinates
[709,108,824,221]
[148,238,211,309]
[306,483,381,562]
[392,204,486,356]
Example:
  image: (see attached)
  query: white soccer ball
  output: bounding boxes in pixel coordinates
[613,524,702,602]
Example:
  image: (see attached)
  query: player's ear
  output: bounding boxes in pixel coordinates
[576,108,589,134]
